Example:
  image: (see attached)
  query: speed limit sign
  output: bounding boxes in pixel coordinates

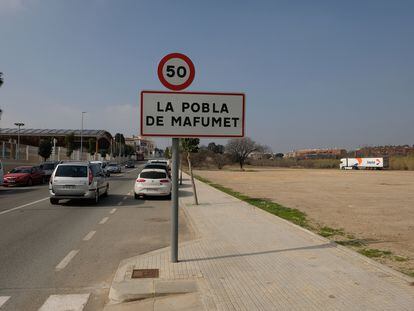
[157,53,195,91]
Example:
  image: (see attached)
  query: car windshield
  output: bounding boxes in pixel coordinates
[108,163,117,167]
[140,171,167,179]
[10,168,31,174]
[55,165,87,177]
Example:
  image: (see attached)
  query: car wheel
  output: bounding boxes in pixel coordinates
[27,178,33,186]
[134,193,140,200]
[166,193,172,200]
[93,190,99,204]
[103,185,109,197]
[50,198,59,205]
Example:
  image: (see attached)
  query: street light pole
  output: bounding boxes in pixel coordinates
[0,108,3,137]
[14,122,24,160]
[0,109,3,157]
[80,112,86,160]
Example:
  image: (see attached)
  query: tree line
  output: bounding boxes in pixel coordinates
[37,132,135,161]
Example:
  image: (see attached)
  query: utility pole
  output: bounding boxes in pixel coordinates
[80,112,86,160]
[0,109,3,158]
[14,122,24,160]
[0,109,3,141]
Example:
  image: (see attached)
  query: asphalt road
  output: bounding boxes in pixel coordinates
[0,162,191,310]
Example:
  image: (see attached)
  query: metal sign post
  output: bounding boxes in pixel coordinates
[171,138,179,262]
[140,52,245,263]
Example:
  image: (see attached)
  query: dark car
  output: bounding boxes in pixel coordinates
[3,166,44,186]
[106,163,122,173]
[125,161,135,168]
[39,161,59,182]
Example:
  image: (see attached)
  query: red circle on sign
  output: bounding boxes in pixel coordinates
[157,53,195,91]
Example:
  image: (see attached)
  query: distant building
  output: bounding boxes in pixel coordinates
[125,135,155,157]
[353,145,414,157]
[0,128,112,153]
[285,148,346,159]
[248,152,273,160]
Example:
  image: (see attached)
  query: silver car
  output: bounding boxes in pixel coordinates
[49,162,109,205]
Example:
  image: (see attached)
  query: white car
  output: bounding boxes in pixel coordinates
[134,169,171,199]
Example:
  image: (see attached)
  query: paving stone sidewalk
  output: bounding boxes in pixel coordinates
[108,175,414,310]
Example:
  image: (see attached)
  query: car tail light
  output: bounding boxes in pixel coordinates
[89,168,93,185]
[136,179,146,183]
[160,179,169,183]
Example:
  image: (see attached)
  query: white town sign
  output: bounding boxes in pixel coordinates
[140,90,245,137]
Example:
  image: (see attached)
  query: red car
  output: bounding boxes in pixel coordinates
[3,166,44,186]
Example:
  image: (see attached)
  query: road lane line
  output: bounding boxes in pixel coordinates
[55,250,79,271]
[0,296,10,308]
[38,294,90,311]
[110,208,117,214]
[117,202,123,206]
[99,217,109,224]
[0,197,49,216]
[82,231,96,241]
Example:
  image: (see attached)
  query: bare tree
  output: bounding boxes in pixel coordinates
[226,137,262,170]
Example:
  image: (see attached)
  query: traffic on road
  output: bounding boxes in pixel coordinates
[0,158,180,310]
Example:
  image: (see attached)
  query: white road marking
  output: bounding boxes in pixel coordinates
[99,217,109,224]
[82,231,96,241]
[38,294,90,311]
[110,208,117,214]
[0,296,11,308]
[0,197,49,216]
[122,196,127,200]
[117,201,123,206]
[55,250,79,271]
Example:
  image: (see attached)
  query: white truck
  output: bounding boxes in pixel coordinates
[340,157,388,170]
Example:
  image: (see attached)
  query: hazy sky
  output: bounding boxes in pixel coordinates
[1,0,413,152]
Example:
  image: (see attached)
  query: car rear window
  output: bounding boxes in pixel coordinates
[140,171,167,179]
[151,161,167,165]
[55,165,87,177]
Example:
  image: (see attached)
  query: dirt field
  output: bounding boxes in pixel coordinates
[194,168,414,275]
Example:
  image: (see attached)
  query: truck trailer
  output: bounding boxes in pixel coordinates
[339,157,388,170]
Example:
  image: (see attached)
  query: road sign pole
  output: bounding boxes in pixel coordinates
[171,137,179,263]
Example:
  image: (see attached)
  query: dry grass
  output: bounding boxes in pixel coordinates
[389,156,414,170]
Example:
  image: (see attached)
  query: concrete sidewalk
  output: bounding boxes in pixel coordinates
[106,175,414,310]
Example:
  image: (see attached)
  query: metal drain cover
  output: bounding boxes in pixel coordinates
[132,269,159,279]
